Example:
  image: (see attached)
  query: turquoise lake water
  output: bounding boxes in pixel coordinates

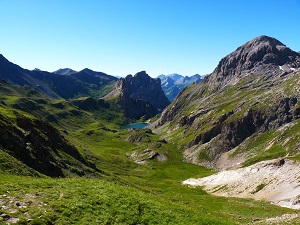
[121,123,149,129]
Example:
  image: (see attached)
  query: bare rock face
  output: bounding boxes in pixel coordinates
[206,35,300,86]
[105,71,170,119]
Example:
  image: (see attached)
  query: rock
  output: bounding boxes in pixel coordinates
[292,197,300,205]
[156,154,168,162]
[15,202,21,207]
[272,159,285,167]
[1,213,10,219]
[6,217,20,224]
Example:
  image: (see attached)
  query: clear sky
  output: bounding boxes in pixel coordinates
[0,0,299,77]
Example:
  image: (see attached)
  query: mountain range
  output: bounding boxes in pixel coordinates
[0,55,118,99]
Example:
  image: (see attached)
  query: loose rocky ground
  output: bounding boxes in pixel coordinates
[0,192,45,224]
[183,158,300,210]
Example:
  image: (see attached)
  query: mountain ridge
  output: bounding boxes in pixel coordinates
[0,55,118,99]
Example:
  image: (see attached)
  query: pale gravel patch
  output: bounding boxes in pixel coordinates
[5,217,20,224]
[183,159,300,209]
[253,213,300,224]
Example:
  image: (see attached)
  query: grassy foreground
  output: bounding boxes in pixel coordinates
[0,174,233,225]
[0,158,296,225]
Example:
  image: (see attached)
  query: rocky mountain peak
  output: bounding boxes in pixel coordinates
[53,68,77,75]
[207,35,300,86]
[105,71,170,119]
[133,70,148,78]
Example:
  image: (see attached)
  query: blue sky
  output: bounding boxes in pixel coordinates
[0,0,299,77]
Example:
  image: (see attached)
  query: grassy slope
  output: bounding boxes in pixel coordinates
[0,174,232,225]
[0,82,297,224]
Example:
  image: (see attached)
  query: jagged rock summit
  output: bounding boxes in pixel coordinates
[105,71,170,119]
[206,35,300,86]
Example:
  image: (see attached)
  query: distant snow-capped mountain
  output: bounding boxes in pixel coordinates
[158,73,203,102]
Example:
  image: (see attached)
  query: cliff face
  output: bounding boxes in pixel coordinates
[105,71,170,119]
[154,36,300,169]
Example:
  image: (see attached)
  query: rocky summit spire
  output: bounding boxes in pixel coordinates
[206,35,300,86]
[105,71,170,119]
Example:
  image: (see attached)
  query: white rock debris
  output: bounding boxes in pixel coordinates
[183,159,300,209]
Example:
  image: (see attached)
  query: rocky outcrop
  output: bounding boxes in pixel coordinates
[105,71,170,119]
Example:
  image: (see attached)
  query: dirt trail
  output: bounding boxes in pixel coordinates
[183,159,300,209]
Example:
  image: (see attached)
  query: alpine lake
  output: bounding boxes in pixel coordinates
[121,122,149,130]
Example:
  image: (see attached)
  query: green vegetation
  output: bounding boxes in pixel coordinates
[0,174,231,225]
[251,183,266,194]
[0,81,298,224]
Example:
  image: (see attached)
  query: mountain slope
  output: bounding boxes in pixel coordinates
[154,35,300,169]
[105,71,170,119]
